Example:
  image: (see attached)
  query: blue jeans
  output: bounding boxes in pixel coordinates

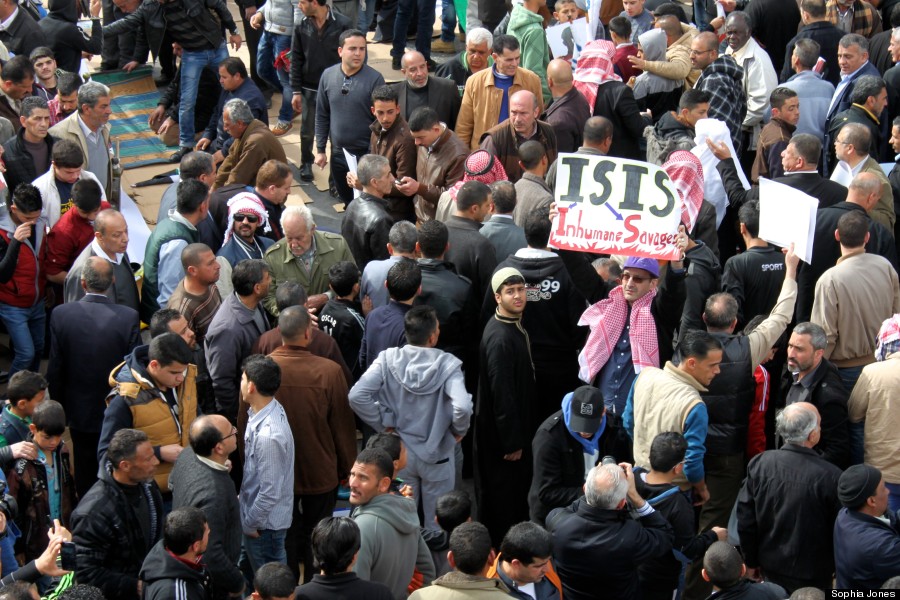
[257,30,293,123]
[887,482,900,513]
[441,0,456,41]
[178,44,230,148]
[392,0,436,59]
[358,0,377,31]
[0,301,45,377]
[693,0,708,29]
[242,529,287,586]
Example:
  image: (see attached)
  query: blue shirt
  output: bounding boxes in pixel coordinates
[360,256,402,309]
[598,310,637,415]
[240,399,295,533]
[493,67,514,123]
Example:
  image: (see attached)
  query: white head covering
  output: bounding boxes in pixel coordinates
[223,192,271,245]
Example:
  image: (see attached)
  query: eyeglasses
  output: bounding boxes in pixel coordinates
[689,49,711,56]
[341,76,352,95]
[222,426,238,441]
[233,213,260,223]
[835,139,851,146]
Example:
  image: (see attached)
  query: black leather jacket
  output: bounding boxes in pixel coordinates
[340,192,392,271]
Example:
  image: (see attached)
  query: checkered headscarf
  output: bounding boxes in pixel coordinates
[447,150,509,201]
[574,40,621,109]
[223,192,271,245]
[662,151,705,231]
[875,314,900,361]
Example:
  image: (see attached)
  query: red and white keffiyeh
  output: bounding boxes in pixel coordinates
[223,192,271,245]
[875,313,900,361]
[447,149,509,201]
[663,150,705,231]
[573,39,621,109]
[577,285,660,383]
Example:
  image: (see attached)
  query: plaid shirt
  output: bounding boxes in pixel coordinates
[826,0,883,37]
[694,55,747,155]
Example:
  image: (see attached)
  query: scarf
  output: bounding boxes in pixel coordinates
[562,391,607,455]
[577,285,659,382]
[223,192,271,245]
[573,39,621,109]
[632,29,681,98]
[662,151,705,231]
[447,149,510,201]
[875,313,900,361]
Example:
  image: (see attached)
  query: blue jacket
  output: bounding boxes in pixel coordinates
[358,301,410,373]
[834,507,900,589]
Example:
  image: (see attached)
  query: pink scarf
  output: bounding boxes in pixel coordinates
[447,149,510,201]
[574,40,622,109]
[577,285,660,382]
[662,151,705,231]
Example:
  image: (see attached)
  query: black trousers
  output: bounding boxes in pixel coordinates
[70,429,101,500]
[285,489,338,582]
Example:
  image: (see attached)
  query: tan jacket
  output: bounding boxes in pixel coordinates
[455,67,544,149]
[48,112,112,197]
[414,126,469,222]
[860,157,896,232]
[848,352,900,481]
[811,250,900,367]
[213,119,287,189]
[641,24,700,89]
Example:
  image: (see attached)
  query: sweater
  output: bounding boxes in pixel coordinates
[316,64,385,152]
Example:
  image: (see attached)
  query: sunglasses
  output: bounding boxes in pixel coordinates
[233,213,260,224]
[341,76,352,95]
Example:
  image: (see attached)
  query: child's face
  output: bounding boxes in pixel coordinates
[554,1,578,22]
[32,430,61,454]
[16,390,46,417]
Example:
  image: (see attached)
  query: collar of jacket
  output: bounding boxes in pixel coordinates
[662,361,708,392]
[851,103,881,125]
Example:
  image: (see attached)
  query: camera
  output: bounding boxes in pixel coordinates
[0,480,18,522]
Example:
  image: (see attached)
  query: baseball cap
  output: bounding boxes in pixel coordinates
[569,386,604,434]
[623,256,660,278]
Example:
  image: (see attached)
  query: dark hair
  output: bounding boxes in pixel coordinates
[737,199,760,238]
[175,178,209,214]
[793,38,821,69]
[7,370,47,405]
[837,209,869,247]
[499,522,552,565]
[386,259,421,302]
[56,72,82,98]
[366,432,401,462]
[82,256,113,293]
[275,280,309,312]
[583,116,613,144]
[725,10,752,30]
[21,95,48,118]
[789,133,822,167]
[312,517,361,575]
[72,178,103,213]
[278,305,311,340]
[449,521,493,575]
[189,416,223,457]
[679,89,711,111]
[219,56,248,78]
[800,0,826,18]
[703,541,744,589]
[417,219,449,258]
[492,34,520,55]
[608,15,631,38]
[523,208,552,248]
[164,507,207,555]
[652,2,688,21]
[389,221,418,253]
[339,29,367,47]
[149,308,185,339]
[256,160,292,188]
[148,332,193,366]
[490,181,516,214]
[328,261,361,297]
[9,183,42,213]
[52,138,84,169]
[253,562,296,599]
[850,75,886,106]
[107,429,149,468]
[232,259,271,296]
[31,398,66,436]
[405,305,438,345]
[673,330,723,363]
[744,313,786,350]
[354,447,394,480]
[655,14,683,38]
[703,293,739,329]
[436,490,472,532]
[242,354,282,397]
[518,140,546,170]
[649,431,687,472]
[179,152,215,180]
[456,181,491,212]
[1,55,34,84]
[181,242,213,270]
[57,584,107,600]
[371,84,399,105]
[408,106,441,132]
[28,46,54,63]
[0,583,35,600]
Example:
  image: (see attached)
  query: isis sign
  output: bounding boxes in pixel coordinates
[550,154,683,260]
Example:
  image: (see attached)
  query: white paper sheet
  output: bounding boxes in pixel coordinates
[547,23,573,58]
[343,149,361,199]
[691,118,751,228]
[571,17,588,47]
[587,0,602,41]
[758,178,818,264]
[120,188,152,264]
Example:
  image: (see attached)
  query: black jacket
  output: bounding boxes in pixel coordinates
[2,129,54,197]
[780,359,851,469]
[827,104,889,164]
[781,22,843,86]
[716,157,848,211]
[706,580,788,600]
[528,410,591,525]
[592,80,647,160]
[139,540,212,600]
[680,241,721,339]
[834,508,900,590]
[736,444,842,585]
[651,265,688,366]
[290,9,352,91]
[70,463,164,600]
[39,0,102,74]
[0,9,46,59]
[341,192,393,271]
[415,258,477,362]
[103,0,164,60]
[444,216,498,298]
[721,245,785,331]
[296,572,393,600]
[319,298,366,379]
[746,0,800,81]
[889,160,900,241]
[396,76,462,131]
[546,498,674,600]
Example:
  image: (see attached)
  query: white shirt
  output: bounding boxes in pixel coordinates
[0,8,19,31]
[829,61,870,113]
[830,156,869,187]
[91,238,125,265]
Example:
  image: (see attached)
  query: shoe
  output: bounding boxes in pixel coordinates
[431,39,455,53]
[329,184,339,198]
[426,58,438,71]
[169,146,192,163]
[154,75,172,87]
[299,163,313,181]
[392,56,402,70]
[271,121,293,136]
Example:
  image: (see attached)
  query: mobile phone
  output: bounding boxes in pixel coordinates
[59,542,77,571]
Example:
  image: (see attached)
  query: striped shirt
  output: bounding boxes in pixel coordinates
[240,399,294,532]
[166,280,223,345]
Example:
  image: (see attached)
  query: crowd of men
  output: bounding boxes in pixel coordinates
[2,0,900,597]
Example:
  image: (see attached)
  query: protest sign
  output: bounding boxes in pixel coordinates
[549,154,683,260]
[758,178,818,264]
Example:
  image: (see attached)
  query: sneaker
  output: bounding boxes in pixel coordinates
[431,39,456,53]
[169,146,192,163]
[271,121,293,136]
[299,163,313,181]
[392,56,402,70]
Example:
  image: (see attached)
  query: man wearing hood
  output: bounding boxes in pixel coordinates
[39,0,102,74]
[631,29,683,123]
[349,447,437,598]
[350,305,473,533]
[139,507,212,600]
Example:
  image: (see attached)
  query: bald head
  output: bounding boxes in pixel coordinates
[511,90,538,110]
[93,208,129,257]
[82,255,114,293]
[547,59,574,97]
[847,172,882,211]
[509,90,540,134]
[401,50,429,88]
[690,32,720,69]
[189,414,233,458]
[695,31,719,51]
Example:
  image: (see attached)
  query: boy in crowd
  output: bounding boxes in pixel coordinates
[319,261,367,380]
[0,371,47,448]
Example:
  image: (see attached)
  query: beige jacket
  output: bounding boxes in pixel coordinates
[860,157,896,232]
[455,67,544,149]
[811,250,900,367]
[848,352,900,481]
[641,24,700,89]
[48,112,112,197]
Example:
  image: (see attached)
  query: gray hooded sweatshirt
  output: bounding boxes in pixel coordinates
[349,345,473,464]
[353,492,437,599]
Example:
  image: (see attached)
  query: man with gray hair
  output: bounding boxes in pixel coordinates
[781,38,836,143]
[546,462,674,600]
[263,204,355,314]
[213,98,286,190]
[49,80,113,196]
[341,154,395,270]
[360,221,417,310]
[736,402,843,592]
[434,27,494,95]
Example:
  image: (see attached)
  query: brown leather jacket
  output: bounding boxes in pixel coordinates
[370,115,417,221]
[415,126,469,223]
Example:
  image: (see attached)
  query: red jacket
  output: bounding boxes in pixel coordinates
[614,44,641,81]
[0,228,44,308]
[746,365,769,459]
[42,200,112,277]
